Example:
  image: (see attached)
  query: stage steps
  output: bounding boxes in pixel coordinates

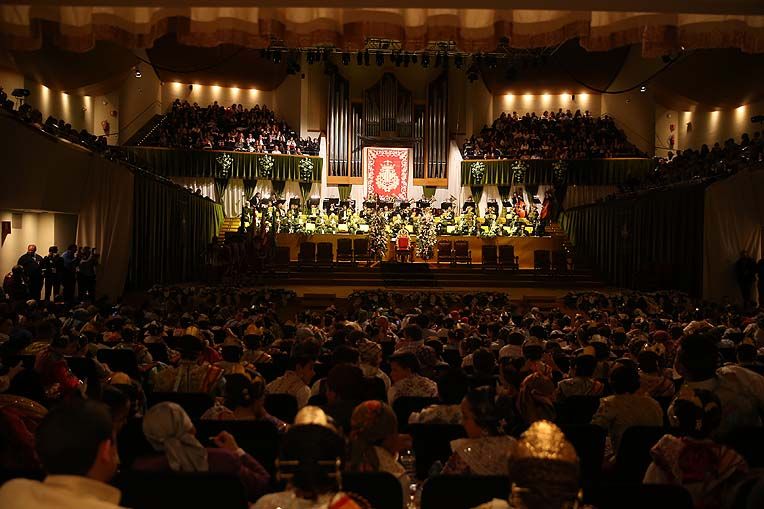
[219,217,241,235]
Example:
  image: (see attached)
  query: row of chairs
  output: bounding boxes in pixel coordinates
[436,240,473,265]
[298,238,371,266]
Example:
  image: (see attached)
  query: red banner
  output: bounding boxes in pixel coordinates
[366,147,409,200]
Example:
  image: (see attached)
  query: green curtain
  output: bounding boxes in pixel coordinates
[119,147,323,182]
[461,158,651,186]
[498,185,512,202]
[559,182,706,296]
[214,178,229,203]
[243,179,257,201]
[337,184,352,201]
[299,182,313,211]
[127,173,223,290]
[470,186,483,209]
[271,180,286,198]
[422,186,437,199]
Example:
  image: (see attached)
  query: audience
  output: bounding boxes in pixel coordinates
[146,99,320,155]
[463,110,644,160]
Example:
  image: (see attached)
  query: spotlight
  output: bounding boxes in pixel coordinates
[376,52,384,66]
[342,52,350,65]
[134,66,142,78]
[640,85,647,93]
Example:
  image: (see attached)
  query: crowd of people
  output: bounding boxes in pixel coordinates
[462,110,645,160]
[0,284,763,508]
[144,99,320,155]
[3,244,99,304]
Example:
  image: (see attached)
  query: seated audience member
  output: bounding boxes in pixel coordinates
[0,399,123,509]
[394,324,424,354]
[358,339,391,392]
[555,348,604,400]
[266,341,317,409]
[736,338,764,375]
[674,333,764,438]
[347,400,410,501]
[201,373,287,432]
[409,367,468,424]
[387,351,438,405]
[254,418,366,509]
[637,346,676,399]
[310,344,360,397]
[34,334,83,401]
[241,329,272,364]
[472,420,583,509]
[324,364,366,434]
[591,362,663,456]
[516,372,557,426]
[151,334,224,396]
[644,388,748,509]
[442,387,516,476]
[470,347,498,388]
[135,401,270,501]
[0,394,47,471]
[215,337,258,379]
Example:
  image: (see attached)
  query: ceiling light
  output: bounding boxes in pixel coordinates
[640,85,647,93]
[134,66,142,78]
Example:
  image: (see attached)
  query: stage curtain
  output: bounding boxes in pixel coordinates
[562,185,619,209]
[422,186,437,199]
[127,173,223,290]
[3,7,763,57]
[337,185,352,201]
[470,186,484,210]
[119,147,323,182]
[214,178,229,203]
[498,185,512,203]
[461,159,651,186]
[703,169,764,305]
[272,180,286,198]
[244,179,257,202]
[559,183,706,296]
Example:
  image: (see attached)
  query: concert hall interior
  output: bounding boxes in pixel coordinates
[1,2,764,509]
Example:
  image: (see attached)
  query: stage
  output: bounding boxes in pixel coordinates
[275,234,562,268]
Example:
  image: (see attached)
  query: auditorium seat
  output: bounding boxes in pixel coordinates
[145,343,170,364]
[271,246,291,273]
[614,426,671,483]
[437,240,453,265]
[336,238,353,263]
[421,475,508,509]
[453,241,472,265]
[116,470,249,509]
[559,424,606,487]
[481,245,498,269]
[193,419,280,475]
[555,395,602,426]
[264,393,299,424]
[410,423,467,479]
[392,396,439,432]
[498,245,519,270]
[117,417,156,469]
[255,362,283,382]
[96,348,140,380]
[588,483,693,509]
[353,237,369,264]
[147,392,214,420]
[343,472,404,509]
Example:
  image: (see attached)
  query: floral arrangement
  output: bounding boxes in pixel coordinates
[299,158,314,181]
[470,161,486,182]
[415,212,437,260]
[216,153,233,178]
[552,160,568,185]
[259,154,275,178]
[511,160,527,184]
[368,210,390,262]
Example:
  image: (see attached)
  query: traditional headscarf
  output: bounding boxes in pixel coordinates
[516,373,556,425]
[143,402,208,472]
[348,401,397,472]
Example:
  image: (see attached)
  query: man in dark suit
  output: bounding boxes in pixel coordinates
[17,244,43,300]
[42,246,64,302]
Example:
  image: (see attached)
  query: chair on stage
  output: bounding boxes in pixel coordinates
[316,242,334,268]
[396,235,412,263]
[453,240,472,265]
[533,249,551,272]
[437,240,454,265]
[552,250,567,272]
[498,244,519,270]
[271,246,291,273]
[336,238,354,264]
[298,241,316,268]
[353,237,369,264]
[481,245,498,270]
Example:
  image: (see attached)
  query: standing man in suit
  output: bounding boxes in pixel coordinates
[17,244,43,300]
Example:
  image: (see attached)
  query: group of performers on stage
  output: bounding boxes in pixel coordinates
[240,190,558,238]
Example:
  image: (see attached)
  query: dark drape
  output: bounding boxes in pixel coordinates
[127,172,223,290]
[498,185,512,202]
[243,179,257,201]
[470,186,483,209]
[461,158,651,186]
[119,147,323,181]
[422,186,437,199]
[214,177,229,203]
[559,183,706,296]
[337,184,352,201]
[271,180,286,198]
[299,182,313,211]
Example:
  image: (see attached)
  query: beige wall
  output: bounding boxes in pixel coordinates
[0,211,77,275]
[493,92,601,118]
[159,81,275,113]
[676,100,764,151]
[118,60,162,144]
[0,68,24,99]
[273,74,302,134]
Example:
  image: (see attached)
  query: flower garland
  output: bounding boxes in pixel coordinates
[299,158,314,181]
[470,161,486,182]
[216,153,233,178]
[552,160,568,185]
[415,213,437,260]
[259,154,274,178]
[511,160,527,184]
